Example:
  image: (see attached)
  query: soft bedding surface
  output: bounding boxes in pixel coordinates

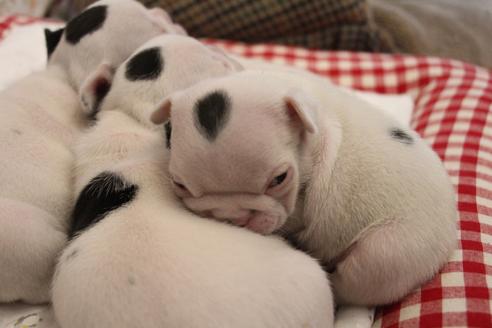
[1,16,491,328]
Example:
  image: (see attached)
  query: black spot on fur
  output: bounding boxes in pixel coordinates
[128,276,136,286]
[44,28,64,59]
[390,128,413,145]
[194,91,231,141]
[125,47,163,81]
[164,121,172,148]
[65,5,107,45]
[69,172,138,238]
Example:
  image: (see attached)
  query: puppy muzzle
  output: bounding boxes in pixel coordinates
[183,193,287,235]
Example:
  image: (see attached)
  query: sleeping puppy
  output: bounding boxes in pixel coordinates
[150,69,458,307]
[0,0,183,304]
[80,34,241,126]
[47,0,186,91]
[52,109,334,328]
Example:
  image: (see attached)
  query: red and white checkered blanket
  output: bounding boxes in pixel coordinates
[1,15,491,328]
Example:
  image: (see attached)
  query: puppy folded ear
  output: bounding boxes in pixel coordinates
[206,45,244,72]
[79,62,114,118]
[147,7,187,35]
[150,97,172,125]
[283,89,319,134]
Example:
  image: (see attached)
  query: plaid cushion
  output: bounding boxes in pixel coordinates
[207,39,492,327]
[64,0,390,52]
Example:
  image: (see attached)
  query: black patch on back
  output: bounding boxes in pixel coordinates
[164,121,172,148]
[69,172,138,238]
[194,91,231,141]
[65,5,107,45]
[44,28,64,59]
[390,127,413,145]
[125,47,163,81]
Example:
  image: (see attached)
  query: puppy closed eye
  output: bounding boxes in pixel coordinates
[269,172,287,188]
[266,167,292,195]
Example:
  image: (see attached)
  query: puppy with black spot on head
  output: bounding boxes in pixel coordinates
[151,69,458,307]
[51,35,334,328]
[0,0,184,304]
[79,34,241,126]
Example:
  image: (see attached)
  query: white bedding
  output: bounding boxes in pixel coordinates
[0,21,414,328]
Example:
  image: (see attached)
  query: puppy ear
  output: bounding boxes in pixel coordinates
[151,97,172,125]
[206,45,244,72]
[79,62,114,118]
[283,89,318,134]
[147,7,187,35]
[44,27,64,59]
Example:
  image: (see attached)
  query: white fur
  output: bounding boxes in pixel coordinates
[0,67,79,304]
[52,110,334,328]
[159,69,458,307]
[0,0,183,303]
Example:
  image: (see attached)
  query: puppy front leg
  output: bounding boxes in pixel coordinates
[0,198,66,304]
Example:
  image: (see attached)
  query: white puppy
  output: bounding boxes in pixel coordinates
[151,69,458,307]
[52,108,334,328]
[0,0,183,303]
[81,34,241,126]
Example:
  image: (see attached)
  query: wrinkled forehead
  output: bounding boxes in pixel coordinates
[170,75,290,131]
[169,79,296,191]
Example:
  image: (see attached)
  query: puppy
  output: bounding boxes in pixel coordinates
[80,34,241,126]
[52,109,334,328]
[0,0,182,303]
[151,69,458,307]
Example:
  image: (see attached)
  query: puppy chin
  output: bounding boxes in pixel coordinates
[244,212,287,235]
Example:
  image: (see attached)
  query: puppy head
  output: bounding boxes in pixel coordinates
[151,72,319,234]
[80,34,242,123]
[46,0,185,90]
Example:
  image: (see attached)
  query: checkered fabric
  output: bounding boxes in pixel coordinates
[206,39,492,328]
[1,15,491,327]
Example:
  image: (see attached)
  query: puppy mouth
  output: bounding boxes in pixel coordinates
[224,216,251,227]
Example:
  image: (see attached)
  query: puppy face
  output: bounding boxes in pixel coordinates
[48,0,185,89]
[82,34,241,123]
[152,73,318,234]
